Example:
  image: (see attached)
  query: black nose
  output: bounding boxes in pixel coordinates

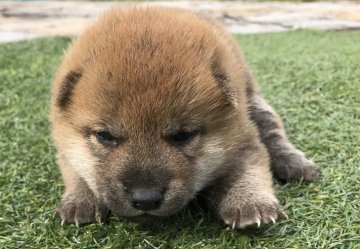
[130,188,164,211]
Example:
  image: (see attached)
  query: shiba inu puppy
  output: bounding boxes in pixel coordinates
[50,7,319,228]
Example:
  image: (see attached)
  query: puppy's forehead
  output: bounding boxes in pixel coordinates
[80,28,216,99]
[69,62,230,132]
[77,64,221,127]
[73,49,224,125]
[59,8,236,127]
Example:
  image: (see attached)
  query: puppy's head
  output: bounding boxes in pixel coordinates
[51,8,246,220]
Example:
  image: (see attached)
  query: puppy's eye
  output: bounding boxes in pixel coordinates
[167,130,198,146]
[95,131,118,147]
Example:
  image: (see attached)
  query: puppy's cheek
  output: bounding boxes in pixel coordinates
[63,139,99,197]
[193,141,226,192]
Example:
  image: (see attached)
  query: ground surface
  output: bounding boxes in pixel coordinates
[0,30,359,248]
[1,1,360,42]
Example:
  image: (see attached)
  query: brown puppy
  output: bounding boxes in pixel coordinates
[50,7,319,228]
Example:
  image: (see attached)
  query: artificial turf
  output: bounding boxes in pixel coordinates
[0,30,359,248]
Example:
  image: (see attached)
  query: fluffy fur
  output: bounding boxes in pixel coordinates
[50,7,319,228]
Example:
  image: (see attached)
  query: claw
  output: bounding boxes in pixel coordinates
[256,218,261,228]
[95,211,101,224]
[232,220,236,230]
[278,209,288,220]
[75,218,79,228]
[282,212,289,219]
[61,219,65,226]
[270,216,276,224]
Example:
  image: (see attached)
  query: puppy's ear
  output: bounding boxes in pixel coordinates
[56,70,82,109]
[210,46,239,108]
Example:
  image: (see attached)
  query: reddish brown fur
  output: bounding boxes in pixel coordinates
[51,7,318,228]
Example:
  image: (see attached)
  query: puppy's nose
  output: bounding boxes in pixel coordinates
[130,188,164,211]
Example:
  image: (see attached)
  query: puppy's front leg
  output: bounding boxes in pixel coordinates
[56,156,108,226]
[215,139,286,229]
[250,93,319,182]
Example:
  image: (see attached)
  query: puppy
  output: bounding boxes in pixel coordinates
[50,7,319,228]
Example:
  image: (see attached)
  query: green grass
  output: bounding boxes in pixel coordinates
[0,30,359,248]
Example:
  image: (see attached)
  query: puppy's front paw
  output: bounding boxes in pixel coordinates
[219,192,287,229]
[56,192,108,227]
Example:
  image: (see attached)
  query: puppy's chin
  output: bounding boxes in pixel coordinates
[123,214,166,223]
[110,205,185,221]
